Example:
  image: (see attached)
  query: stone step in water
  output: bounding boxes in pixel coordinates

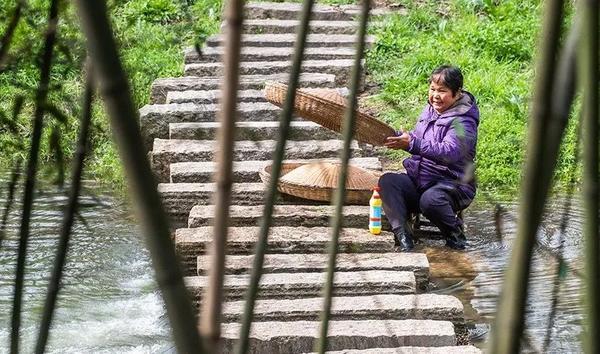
[166,87,348,105]
[185,46,357,64]
[151,139,365,182]
[150,72,335,103]
[170,157,381,183]
[185,270,416,302]
[169,121,339,141]
[240,19,359,34]
[318,347,482,354]
[188,204,387,229]
[141,102,294,148]
[175,226,394,274]
[220,319,456,352]
[184,59,360,86]
[243,2,401,21]
[205,33,375,48]
[218,294,464,324]
[195,253,429,287]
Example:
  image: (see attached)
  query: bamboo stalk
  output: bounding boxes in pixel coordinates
[234,0,315,352]
[488,0,566,352]
[0,0,24,69]
[73,2,205,353]
[34,61,94,354]
[0,161,21,249]
[580,0,599,351]
[198,0,244,351]
[10,0,60,352]
[315,1,371,352]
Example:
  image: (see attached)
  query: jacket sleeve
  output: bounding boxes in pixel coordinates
[407,116,477,165]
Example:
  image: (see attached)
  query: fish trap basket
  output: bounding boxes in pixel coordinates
[259,161,382,204]
[264,81,396,146]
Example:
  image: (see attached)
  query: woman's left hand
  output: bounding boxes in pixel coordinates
[384,133,411,150]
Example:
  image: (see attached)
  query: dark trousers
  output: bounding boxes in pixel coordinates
[378,173,472,236]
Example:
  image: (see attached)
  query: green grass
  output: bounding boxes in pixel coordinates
[365,0,580,193]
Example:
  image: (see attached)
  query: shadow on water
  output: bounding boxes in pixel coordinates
[416,197,584,353]
[0,173,585,353]
[0,178,175,353]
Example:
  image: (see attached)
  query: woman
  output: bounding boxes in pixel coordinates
[379,65,479,251]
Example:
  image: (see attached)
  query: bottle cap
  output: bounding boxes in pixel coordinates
[373,186,381,191]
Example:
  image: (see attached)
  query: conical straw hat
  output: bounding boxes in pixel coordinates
[264,81,397,146]
[259,162,381,204]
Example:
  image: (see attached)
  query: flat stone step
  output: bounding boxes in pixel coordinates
[169,121,339,141]
[195,253,429,287]
[184,59,360,86]
[150,72,335,103]
[319,347,482,354]
[140,102,291,148]
[170,157,381,183]
[243,2,402,21]
[165,87,349,105]
[220,319,456,351]
[151,139,365,182]
[185,271,416,302]
[205,33,375,48]
[218,294,463,324]
[188,204,389,229]
[318,345,482,354]
[185,46,357,63]
[240,19,359,34]
[175,226,395,273]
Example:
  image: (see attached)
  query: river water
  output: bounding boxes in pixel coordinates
[0,181,585,353]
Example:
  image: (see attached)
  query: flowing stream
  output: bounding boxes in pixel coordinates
[0,179,584,353]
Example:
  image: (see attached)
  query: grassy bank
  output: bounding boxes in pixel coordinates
[366,0,580,193]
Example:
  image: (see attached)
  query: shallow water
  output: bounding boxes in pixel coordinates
[0,179,585,353]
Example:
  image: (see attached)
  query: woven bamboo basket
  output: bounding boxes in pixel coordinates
[264,81,397,146]
[259,162,382,204]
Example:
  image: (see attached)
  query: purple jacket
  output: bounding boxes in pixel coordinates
[403,91,479,199]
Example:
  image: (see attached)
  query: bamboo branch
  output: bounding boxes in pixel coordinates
[198,0,244,351]
[10,0,60,351]
[489,0,566,352]
[34,60,94,354]
[580,0,599,351]
[0,161,21,249]
[0,0,24,69]
[234,0,316,352]
[315,1,371,352]
[72,1,205,353]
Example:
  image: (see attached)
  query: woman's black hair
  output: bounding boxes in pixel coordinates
[429,65,463,96]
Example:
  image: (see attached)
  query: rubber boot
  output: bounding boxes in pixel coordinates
[393,227,414,251]
[445,230,467,250]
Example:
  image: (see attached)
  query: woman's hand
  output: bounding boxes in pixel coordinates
[384,132,411,150]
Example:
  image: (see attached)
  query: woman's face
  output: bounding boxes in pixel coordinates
[428,79,460,114]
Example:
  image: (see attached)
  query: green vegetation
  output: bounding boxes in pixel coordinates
[366,0,579,192]
[0,0,223,189]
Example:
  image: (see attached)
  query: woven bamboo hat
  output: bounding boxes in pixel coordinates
[264,81,397,146]
[259,161,382,204]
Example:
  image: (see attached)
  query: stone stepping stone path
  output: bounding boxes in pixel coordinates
[142,2,480,352]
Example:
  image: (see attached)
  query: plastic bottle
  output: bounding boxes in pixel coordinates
[369,187,382,235]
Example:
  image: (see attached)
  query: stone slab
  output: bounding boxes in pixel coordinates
[185,271,416,301]
[184,59,360,86]
[170,157,381,183]
[218,294,463,324]
[151,138,364,182]
[150,73,335,103]
[140,102,285,149]
[175,226,395,272]
[165,87,348,104]
[169,121,339,141]
[243,2,402,21]
[310,347,482,354]
[240,19,359,34]
[205,33,375,48]
[185,46,357,63]
[219,319,456,352]
[187,204,389,229]
[196,253,429,287]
